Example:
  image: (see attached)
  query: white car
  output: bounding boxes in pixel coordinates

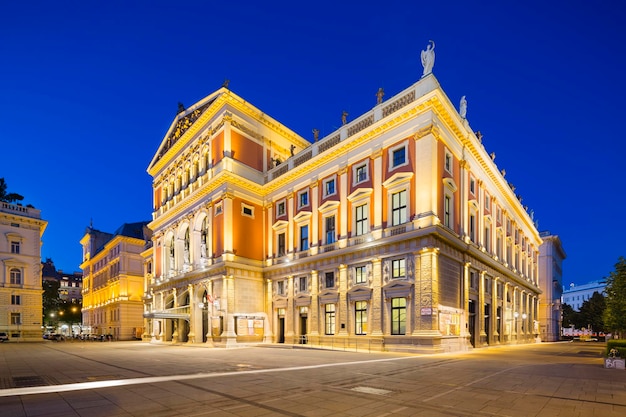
[0,332,8,342]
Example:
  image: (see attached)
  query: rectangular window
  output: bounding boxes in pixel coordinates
[299,276,308,292]
[241,204,254,217]
[325,272,335,288]
[355,164,367,183]
[392,147,406,168]
[300,225,309,251]
[277,201,285,216]
[277,281,285,295]
[485,194,490,210]
[470,178,475,195]
[469,214,476,242]
[355,204,368,236]
[444,195,451,228]
[10,269,21,285]
[10,313,21,325]
[325,304,336,335]
[355,266,367,284]
[470,271,478,290]
[277,233,286,256]
[325,179,336,196]
[11,295,21,305]
[391,190,407,226]
[325,215,336,244]
[484,225,491,252]
[391,298,406,335]
[444,151,452,173]
[355,301,367,335]
[392,259,406,279]
[299,191,308,207]
[11,241,20,254]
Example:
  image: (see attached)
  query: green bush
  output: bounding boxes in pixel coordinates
[606,339,626,357]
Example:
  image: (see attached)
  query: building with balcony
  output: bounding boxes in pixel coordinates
[144,63,542,353]
[80,222,150,340]
[538,231,566,342]
[0,202,47,342]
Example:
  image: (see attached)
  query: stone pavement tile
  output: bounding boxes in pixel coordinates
[0,396,26,417]
[21,394,77,417]
[74,404,132,417]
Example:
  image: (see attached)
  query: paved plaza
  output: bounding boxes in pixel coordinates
[0,341,625,416]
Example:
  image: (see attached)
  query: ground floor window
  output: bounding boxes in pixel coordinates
[325,304,336,335]
[391,298,406,335]
[355,301,367,335]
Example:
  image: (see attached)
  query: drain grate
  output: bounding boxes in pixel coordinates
[12,376,47,388]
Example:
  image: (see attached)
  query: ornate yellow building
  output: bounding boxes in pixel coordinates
[144,71,542,353]
[0,202,47,342]
[80,222,150,340]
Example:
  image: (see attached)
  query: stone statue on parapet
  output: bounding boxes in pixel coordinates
[376,87,385,104]
[459,95,467,119]
[312,129,320,142]
[342,111,348,125]
[421,40,435,77]
[222,79,230,89]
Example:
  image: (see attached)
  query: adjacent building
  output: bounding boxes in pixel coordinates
[42,258,83,303]
[144,65,542,353]
[562,280,606,311]
[0,202,47,342]
[537,231,566,342]
[80,222,151,340]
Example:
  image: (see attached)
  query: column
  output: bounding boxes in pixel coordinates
[285,275,295,343]
[412,248,440,336]
[338,264,349,336]
[187,284,196,343]
[370,259,383,336]
[371,148,383,239]
[222,193,234,256]
[309,271,320,338]
[221,274,238,347]
[492,278,499,344]
[339,166,348,248]
[264,279,274,343]
[479,271,486,345]
[171,288,178,342]
[287,192,294,255]
[310,180,319,255]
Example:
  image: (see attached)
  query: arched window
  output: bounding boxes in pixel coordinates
[10,268,21,285]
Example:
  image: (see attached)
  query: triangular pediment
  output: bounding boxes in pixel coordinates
[149,90,224,171]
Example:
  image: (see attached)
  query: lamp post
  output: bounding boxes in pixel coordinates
[513,312,519,341]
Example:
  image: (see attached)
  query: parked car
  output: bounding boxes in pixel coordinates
[0,332,9,342]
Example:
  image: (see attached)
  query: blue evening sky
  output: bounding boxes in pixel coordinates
[1,1,624,285]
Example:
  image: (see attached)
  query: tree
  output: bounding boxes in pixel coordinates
[43,279,62,327]
[561,303,579,328]
[604,257,626,337]
[0,178,24,203]
[578,292,606,332]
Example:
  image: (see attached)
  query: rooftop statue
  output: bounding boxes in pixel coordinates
[459,95,467,119]
[342,111,348,125]
[421,40,435,77]
[376,87,385,104]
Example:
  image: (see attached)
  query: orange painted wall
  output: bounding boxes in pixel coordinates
[381,138,415,228]
[213,204,224,258]
[231,131,263,171]
[436,141,461,233]
[232,197,263,260]
[212,131,224,165]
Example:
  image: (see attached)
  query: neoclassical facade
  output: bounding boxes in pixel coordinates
[0,202,47,342]
[538,231,566,342]
[144,71,542,353]
[80,222,150,340]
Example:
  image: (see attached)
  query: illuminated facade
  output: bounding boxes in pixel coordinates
[538,231,566,342]
[145,73,542,352]
[0,202,47,342]
[80,222,150,340]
